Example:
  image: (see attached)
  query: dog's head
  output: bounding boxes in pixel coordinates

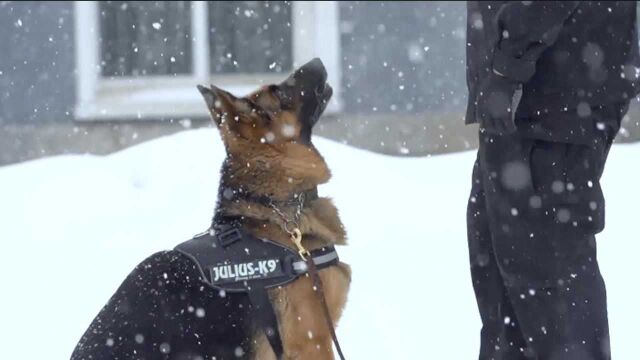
[198,58,332,147]
[198,58,333,199]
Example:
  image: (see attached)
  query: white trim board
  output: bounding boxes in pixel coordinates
[74,1,342,121]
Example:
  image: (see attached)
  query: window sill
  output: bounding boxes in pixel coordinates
[75,75,341,121]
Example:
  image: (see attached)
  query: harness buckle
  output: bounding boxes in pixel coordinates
[216,226,243,248]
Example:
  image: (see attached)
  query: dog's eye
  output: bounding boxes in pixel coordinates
[271,85,294,109]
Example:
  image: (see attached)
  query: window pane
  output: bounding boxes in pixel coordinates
[208,1,292,74]
[100,1,192,77]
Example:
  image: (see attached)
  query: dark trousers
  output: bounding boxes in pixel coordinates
[467,129,616,360]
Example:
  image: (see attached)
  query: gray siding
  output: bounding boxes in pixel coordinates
[0,1,75,124]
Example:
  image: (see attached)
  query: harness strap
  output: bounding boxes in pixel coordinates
[247,289,284,360]
[292,247,339,274]
[306,256,347,360]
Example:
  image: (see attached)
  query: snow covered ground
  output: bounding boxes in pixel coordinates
[1,129,638,359]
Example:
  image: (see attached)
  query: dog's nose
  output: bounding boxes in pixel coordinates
[298,58,327,81]
[307,57,324,70]
[196,84,208,95]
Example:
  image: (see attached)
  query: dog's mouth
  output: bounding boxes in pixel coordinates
[314,81,333,120]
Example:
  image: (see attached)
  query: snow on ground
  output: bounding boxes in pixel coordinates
[0,129,638,359]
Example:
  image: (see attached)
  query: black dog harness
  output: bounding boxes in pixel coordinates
[175,221,344,359]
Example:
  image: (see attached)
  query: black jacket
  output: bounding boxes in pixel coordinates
[466,1,640,142]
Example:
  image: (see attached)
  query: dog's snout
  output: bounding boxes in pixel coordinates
[305,58,326,75]
[296,58,327,83]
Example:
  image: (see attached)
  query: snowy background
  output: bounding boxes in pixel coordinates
[1,130,639,359]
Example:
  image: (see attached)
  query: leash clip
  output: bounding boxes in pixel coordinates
[290,228,310,260]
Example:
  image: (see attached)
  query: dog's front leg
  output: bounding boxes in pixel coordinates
[268,275,341,360]
[286,335,335,360]
[254,264,349,359]
[252,331,334,360]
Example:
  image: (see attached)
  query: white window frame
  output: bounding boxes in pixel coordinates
[74,1,341,121]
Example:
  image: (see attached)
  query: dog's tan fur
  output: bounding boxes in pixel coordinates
[202,83,351,359]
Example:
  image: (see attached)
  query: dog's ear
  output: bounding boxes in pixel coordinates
[197,84,243,127]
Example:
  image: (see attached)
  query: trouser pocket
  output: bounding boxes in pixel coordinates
[478,132,611,286]
[529,138,608,235]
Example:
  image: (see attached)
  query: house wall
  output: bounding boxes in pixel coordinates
[0,1,75,124]
[340,1,467,114]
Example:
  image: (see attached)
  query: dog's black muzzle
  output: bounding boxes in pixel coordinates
[280,58,333,142]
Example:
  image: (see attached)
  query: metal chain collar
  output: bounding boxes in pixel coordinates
[268,192,305,235]
[269,192,309,259]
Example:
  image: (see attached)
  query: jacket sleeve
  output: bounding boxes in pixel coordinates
[492,1,579,83]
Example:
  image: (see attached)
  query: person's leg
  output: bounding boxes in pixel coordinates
[504,250,610,360]
[468,157,528,360]
[479,132,612,360]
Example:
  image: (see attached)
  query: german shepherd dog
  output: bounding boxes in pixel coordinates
[72,58,351,360]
